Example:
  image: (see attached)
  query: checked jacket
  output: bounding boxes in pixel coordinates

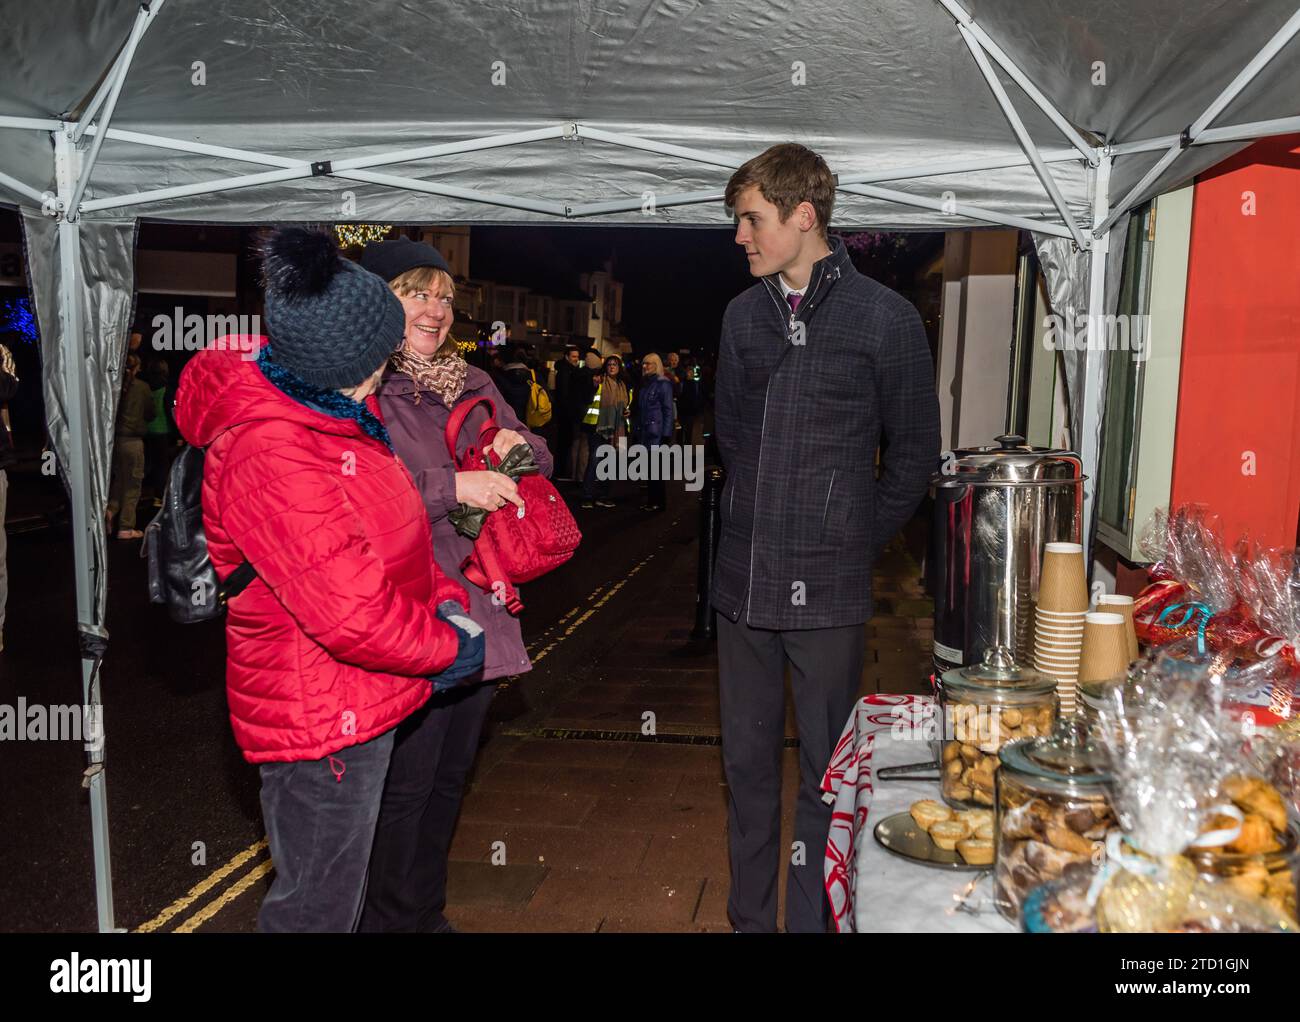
[710,236,941,630]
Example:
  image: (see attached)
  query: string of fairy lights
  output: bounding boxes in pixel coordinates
[333,223,394,247]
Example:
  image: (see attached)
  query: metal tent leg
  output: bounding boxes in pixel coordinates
[54,128,118,933]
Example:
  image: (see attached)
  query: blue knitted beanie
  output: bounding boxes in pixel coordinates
[261,227,405,390]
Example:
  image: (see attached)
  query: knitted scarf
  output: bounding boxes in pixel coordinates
[257,345,392,449]
[389,346,469,408]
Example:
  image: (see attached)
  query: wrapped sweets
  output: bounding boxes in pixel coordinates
[1090,659,1299,932]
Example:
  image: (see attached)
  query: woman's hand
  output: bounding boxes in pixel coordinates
[456,470,523,511]
[491,428,526,462]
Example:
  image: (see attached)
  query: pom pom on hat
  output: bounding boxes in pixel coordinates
[261,225,344,298]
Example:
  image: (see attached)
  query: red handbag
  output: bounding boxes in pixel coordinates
[444,396,581,615]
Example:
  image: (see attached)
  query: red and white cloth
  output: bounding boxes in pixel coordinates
[821,693,933,933]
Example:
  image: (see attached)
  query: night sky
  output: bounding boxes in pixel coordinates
[468,224,943,358]
[468,224,757,357]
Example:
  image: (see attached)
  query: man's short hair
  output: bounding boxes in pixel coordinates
[725,143,835,237]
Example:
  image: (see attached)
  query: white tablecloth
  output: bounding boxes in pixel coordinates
[821,694,1016,933]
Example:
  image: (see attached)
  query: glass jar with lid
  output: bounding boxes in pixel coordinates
[995,717,1116,923]
[939,647,1057,810]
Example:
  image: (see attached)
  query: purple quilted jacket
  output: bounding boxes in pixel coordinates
[378,364,553,681]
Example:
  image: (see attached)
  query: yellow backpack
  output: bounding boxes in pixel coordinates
[526,372,552,428]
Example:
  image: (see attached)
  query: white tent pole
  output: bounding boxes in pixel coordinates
[956,23,1090,249]
[1097,6,1300,236]
[81,166,314,213]
[1081,152,1112,556]
[0,116,63,132]
[839,180,1076,238]
[1111,116,1300,157]
[329,125,570,172]
[336,168,569,216]
[570,189,725,216]
[934,0,1099,164]
[839,148,1082,185]
[53,127,118,933]
[82,120,1081,190]
[69,4,152,146]
[1197,115,1300,144]
[578,126,739,170]
[0,169,47,206]
[70,72,117,145]
[67,0,167,218]
[82,126,303,168]
[1191,7,1300,136]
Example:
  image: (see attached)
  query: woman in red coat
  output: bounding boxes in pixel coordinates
[174,228,484,932]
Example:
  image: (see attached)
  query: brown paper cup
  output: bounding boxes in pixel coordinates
[1035,608,1088,620]
[1038,542,1089,613]
[1097,594,1140,662]
[1078,612,1132,684]
[1035,622,1086,638]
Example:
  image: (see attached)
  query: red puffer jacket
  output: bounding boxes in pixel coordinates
[174,340,466,764]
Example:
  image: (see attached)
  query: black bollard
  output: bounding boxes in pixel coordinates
[691,464,725,641]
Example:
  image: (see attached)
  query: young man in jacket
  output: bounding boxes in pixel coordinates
[712,144,940,932]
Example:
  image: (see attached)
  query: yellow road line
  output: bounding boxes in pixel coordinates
[527,552,655,666]
[133,837,268,933]
[172,858,275,933]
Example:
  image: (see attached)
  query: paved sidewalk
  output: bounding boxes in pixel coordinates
[444,527,933,932]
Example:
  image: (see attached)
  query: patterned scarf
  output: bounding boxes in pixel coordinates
[256,345,392,449]
[389,346,469,408]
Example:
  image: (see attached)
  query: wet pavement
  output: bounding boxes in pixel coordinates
[0,470,931,933]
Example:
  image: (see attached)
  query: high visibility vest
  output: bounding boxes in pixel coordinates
[582,381,602,426]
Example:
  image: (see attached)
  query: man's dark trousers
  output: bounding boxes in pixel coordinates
[717,608,864,933]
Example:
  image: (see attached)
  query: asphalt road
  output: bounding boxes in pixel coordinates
[0,477,701,933]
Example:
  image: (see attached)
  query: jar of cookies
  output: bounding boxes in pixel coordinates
[1184,774,1298,923]
[939,647,1057,810]
[995,717,1115,923]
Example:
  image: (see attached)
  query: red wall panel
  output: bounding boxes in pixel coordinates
[1170,135,1300,547]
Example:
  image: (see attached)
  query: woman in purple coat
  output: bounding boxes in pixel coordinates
[357,237,552,932]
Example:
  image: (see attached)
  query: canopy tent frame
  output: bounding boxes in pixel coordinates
[0,0,1296,932]
[1095,6,1300,235]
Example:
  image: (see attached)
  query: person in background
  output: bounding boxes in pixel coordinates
[493,345,533,422]
[359,236,552,933]
[679,355,702,446]
[0,338,18,652]
[142,358,172,507]
[553,344,583,481]
[174,227,477,932]
[575,349,603,482]
[105,353,152,540]
[636,353,675,512]
[663,350,683,443]
[580,354,630,510]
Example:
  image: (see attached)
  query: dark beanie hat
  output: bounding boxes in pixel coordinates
[360,236,452,283]
[261,227,405,390]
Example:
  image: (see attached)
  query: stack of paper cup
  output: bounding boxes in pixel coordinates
[1033,542,1089,714]
[1095,593,1140,662]
[1078,612,1133,693]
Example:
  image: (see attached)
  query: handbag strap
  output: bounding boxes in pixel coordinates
[461,540,524,615]
[444,396,500,463]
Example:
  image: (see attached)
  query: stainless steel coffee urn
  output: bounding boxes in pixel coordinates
[929,434,1084,677]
